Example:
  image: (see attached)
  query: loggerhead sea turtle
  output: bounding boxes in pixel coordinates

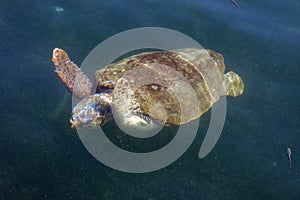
[52,48,244,129]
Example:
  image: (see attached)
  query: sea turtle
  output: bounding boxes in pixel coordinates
[52,48,244,128]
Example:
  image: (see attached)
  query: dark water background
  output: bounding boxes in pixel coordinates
[1,0,300,199]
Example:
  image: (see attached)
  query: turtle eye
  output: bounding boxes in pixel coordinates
[95,104,111,116]
[99,108,107,116]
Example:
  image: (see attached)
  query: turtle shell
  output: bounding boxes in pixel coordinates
[95,48,227,125]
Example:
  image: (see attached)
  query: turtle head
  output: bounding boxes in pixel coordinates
[70,93,113,128]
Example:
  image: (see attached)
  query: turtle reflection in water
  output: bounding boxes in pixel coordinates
[52,48,244,129]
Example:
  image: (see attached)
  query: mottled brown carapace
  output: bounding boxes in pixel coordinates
[95,49,224,125]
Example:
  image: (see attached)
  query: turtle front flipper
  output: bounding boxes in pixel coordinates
[112,78,156,129]
[52,48,92,99]
[224,71,244,97]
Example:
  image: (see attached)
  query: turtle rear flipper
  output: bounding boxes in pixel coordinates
[52,48,92,99]
[224,71,244,97]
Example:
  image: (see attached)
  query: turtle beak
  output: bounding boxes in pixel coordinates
[69,117,79,128]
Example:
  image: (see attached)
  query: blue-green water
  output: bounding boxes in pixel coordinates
[1,0,300,199]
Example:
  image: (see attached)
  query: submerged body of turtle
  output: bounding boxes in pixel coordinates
[52,48,244,128]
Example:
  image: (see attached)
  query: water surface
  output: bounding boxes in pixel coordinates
[0,0,299,199]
